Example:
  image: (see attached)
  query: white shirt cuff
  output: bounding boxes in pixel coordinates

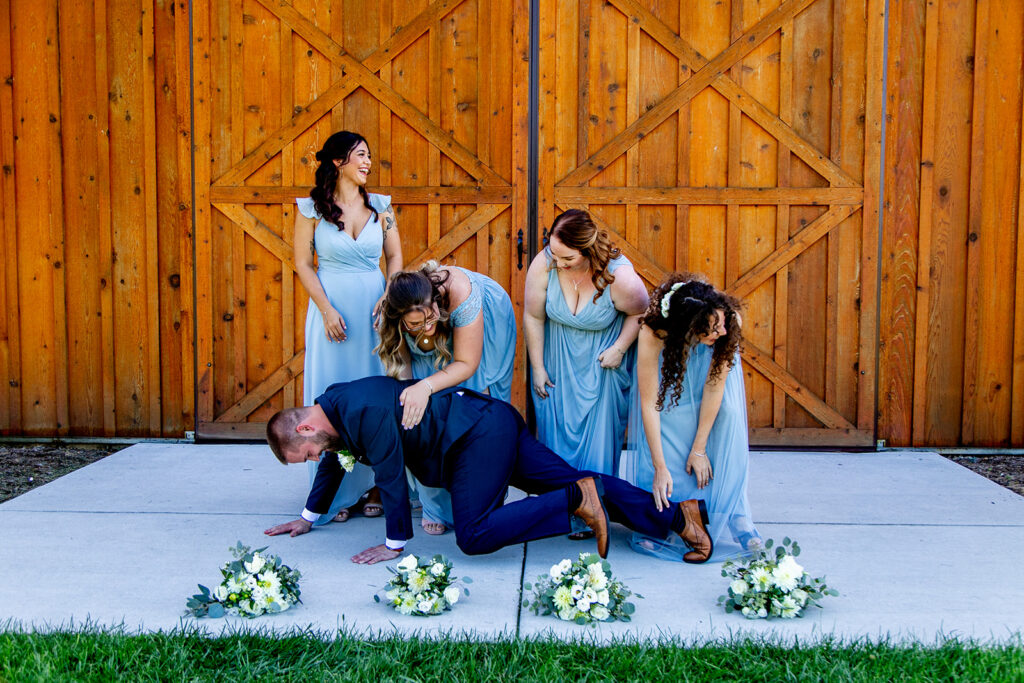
[385,537,407,551]
[301,508,321,524]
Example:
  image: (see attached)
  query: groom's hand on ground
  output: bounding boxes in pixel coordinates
[264,518,313,537]
[351,544,402,564]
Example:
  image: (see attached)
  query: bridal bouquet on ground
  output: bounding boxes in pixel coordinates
[375,553,472,616]
[718,537,837,619]
[524,552,640,625]
[186,542,302,618]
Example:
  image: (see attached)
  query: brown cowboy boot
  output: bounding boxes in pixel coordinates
[677,499,713,563]
[573,477,609,558]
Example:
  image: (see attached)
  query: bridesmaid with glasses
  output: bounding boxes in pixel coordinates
[375,261,517,535]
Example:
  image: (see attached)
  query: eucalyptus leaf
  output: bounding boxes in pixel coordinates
[462,577,473,584]
[207,603,225,618]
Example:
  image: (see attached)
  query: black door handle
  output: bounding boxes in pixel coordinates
[516,229,525,270]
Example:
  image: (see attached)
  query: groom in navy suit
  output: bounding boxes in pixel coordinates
[264,376,712,565]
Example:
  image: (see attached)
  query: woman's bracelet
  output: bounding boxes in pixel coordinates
[691,448,707,458]
[422,378,434,394]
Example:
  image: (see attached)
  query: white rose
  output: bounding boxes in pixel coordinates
[730,579,749,596]
[397,554,419,572]
[214,584,228,601]
[244,554,266,574]
[430,563,446,577]
[558,607,578,621]
[757,607,767,618]
[741,606,752,616]
[549,563,565,579]
[417,599,433,613]
[590,605,610,621]
[597,590,610,605]
[577,599,591,613]
[559,559,572,574]
[791,588,808,605]
[444,586,460,605]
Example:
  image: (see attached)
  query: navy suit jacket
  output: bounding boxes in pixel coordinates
[306,376,494,542]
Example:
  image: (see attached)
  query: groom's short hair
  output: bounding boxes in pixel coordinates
[267,407,307,464]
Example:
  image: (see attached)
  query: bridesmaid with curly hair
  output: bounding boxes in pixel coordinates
[621,274,761,562]
[293,131,403,526]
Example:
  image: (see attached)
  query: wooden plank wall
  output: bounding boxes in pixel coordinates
[537,0,879,446]
[1,0,1022,446]
[879,0,1024,446]
[193,0,526,438]
[0,0,193,437]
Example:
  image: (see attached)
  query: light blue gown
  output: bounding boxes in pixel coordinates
[620,344,760,560]
[531,249,635,474]
[297,194,389,526]
[406,267,517,526]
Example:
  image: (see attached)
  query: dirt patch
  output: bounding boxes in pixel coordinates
[944,455,1024,497]
[0,444,123,503]
[0,444,1022,503]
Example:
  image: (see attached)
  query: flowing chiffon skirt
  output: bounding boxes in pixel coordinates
[620,344,760,561]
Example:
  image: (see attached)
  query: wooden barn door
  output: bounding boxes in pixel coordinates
[192,0,529,438]
[536,0,884,446]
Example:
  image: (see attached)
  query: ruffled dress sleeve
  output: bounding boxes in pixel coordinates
[295,197,319,219]
[368,193,392,214]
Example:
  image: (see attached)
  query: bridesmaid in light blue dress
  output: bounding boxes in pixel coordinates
[293,131,402,528]
[524,209,649,478]
[376,262,517,533]
[620,274,760,562]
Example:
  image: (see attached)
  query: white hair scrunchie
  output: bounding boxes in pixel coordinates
[660,281,685,319]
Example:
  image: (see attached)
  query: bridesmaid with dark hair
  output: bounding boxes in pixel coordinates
[621,273,761,562]
[292,131,403,528]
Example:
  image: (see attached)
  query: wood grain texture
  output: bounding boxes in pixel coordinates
[0,0,20,433]
[3,0,1021,445]
[878,0,923,446]
[962,0,1022,446]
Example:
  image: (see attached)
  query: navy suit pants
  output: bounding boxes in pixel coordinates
[447,401,674,555]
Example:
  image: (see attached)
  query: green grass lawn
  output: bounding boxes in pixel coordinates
[1,628,1022,682]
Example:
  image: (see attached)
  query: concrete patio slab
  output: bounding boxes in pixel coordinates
[1,445,1022,643]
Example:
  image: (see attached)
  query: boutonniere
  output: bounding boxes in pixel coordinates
[338,449,356,472]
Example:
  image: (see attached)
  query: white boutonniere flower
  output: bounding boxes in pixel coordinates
[338,450,356,473]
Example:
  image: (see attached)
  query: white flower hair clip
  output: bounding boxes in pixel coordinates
[660,282,685,318]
